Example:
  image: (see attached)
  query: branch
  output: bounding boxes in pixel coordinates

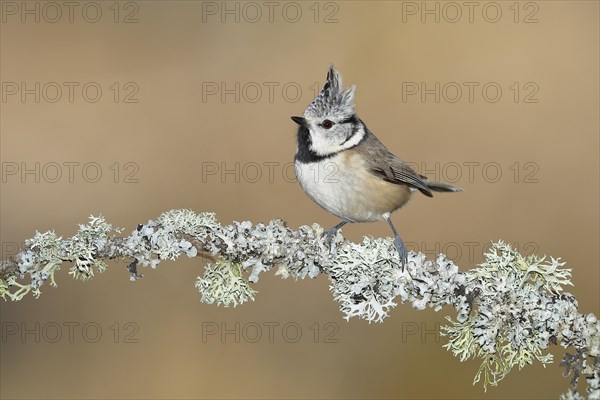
[1,209,598,398]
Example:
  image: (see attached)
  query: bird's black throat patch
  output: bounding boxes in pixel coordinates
[294,124,336,163]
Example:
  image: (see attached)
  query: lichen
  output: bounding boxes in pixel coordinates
[1,215,121,299]
[195,259,256,307]
[442,242,598,394]
[1,210,598,398]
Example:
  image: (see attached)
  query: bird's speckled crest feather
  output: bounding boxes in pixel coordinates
[303,65,356,119]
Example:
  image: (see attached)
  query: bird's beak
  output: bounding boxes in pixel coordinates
[291,116,307,126]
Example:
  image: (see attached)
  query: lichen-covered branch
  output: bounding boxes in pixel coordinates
[1,209,598,398]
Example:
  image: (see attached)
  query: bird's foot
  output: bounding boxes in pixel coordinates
[323,227,339,254]
[322,221,348,255]
[393,236,409,272]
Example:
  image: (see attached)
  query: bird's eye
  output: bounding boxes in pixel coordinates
[321,119,334,129]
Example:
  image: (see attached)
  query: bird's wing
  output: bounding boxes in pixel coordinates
[358,131,433,197]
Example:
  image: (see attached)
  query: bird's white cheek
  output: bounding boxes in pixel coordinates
[310,131,344,156]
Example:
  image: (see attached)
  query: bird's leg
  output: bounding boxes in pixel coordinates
[324,220,348,240]
[323,220,348,253]
[384,215,408,271]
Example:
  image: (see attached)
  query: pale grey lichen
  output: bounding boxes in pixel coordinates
[0,215,121,299]
[327,237,400,323]
[195,260,256,307]
[1,210,598,398]
[65,215,120,281]
[325,236,471,324]
[215,219,332,283]
[441,242,599,397]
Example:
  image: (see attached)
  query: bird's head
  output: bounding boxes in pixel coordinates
[291,65,364,158]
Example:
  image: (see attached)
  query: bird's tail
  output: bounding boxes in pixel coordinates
[424,180,463,193]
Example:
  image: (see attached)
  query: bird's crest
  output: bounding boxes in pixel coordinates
[303,65,356,119]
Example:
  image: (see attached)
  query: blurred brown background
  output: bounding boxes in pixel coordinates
[0,1,598,399]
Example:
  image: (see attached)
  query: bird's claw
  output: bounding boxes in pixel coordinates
[323,228,338,254]
[394,236,408,272]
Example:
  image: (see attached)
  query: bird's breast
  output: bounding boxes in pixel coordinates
[294,151,412,222]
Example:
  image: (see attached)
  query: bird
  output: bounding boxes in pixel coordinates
[291,65,462,270]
